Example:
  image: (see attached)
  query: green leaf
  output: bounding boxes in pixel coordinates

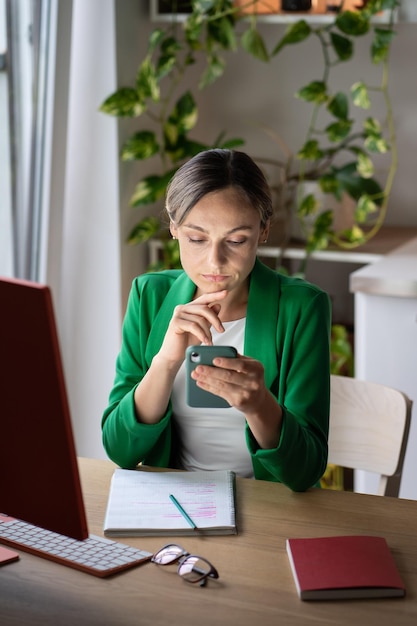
[184,12,204,45]
[164,91,198,147]
[148,29,165,55]
[99,88,145,117]
[325,119,352,142]
[199,56,226,89]
[296,81,327,104]
[319,174,339,195]
[340,224,366,245]
[194,0,217,12]
[330,324,353,376]
[130,173,173,207]
[298,193,319,217]
[330,32,353,62]
[218,137,245,149]
[136,58,160,102]
[272,20,311,56]
[306,210,333,252]
[351,82,371,109]
[355,194,378,223]
[332,162,383,204]
[241,27,269,62]
[364,134,389,153]
[161,238,182,269]
[207,16,237,51]
[160,35,182,57]
[156,53,177,80]
[120,131,160,161]
[165,136,209,163]
[363,117,381,135]
[297,139,325,161]
[356,152,374,178]
[335,11,370,37]
[363,117,389,153]
[371,27,396,64]
[127,216,161,246]
[327,92,349,120]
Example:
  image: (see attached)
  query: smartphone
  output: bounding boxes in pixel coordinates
[185,345,237,408]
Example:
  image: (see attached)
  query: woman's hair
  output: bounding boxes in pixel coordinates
[165,149,273,228]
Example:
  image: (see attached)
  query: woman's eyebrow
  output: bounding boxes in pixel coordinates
[182,224,254,234]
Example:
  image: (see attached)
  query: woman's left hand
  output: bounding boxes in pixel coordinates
[191,354,283,448]
[191,354,266,413]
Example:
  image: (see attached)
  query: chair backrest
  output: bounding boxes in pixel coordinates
[328,375,412,497]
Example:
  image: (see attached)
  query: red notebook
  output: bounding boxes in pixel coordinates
[286,535,406,601]
[0,545,19,566]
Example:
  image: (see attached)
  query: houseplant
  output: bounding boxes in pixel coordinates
[100,0,398,268]
[100,0,244,269]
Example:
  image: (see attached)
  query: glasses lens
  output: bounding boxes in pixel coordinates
[178,556,216,584]
[152,544,187,565]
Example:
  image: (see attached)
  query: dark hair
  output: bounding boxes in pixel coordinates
[165,149,273,228]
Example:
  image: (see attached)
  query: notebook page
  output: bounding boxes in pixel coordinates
[104,469,236,535]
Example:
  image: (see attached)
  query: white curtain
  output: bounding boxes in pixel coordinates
[3,0,57,281]
[2,0,122,459]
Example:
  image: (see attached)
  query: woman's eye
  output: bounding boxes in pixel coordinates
[188,238,205,244]
[228,240,246,246]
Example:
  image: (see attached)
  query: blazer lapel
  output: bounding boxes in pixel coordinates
[245,259,280,390]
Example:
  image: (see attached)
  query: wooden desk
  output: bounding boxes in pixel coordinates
[1,458,417,626]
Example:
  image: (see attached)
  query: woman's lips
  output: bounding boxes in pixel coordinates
[202,274,228,283]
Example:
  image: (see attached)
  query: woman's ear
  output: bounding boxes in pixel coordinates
[170,221,178,239]
[259,220,270,244]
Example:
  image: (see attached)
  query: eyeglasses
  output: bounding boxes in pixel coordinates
[151,543,219,587]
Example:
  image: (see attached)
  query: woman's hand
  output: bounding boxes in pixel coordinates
[191,354,283,449]
[134,290,228,425]
[191,353,266,412]
[157,290,228,367]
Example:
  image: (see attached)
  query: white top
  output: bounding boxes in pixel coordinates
[171,318,254,478]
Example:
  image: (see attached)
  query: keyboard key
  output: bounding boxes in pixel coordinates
[0,517,152,577]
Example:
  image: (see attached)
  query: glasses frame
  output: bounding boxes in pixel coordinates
[151,543,219,587]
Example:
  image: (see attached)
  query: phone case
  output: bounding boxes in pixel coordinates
[185,345,237,408]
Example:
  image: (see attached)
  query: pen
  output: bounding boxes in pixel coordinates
[169,494,198,530]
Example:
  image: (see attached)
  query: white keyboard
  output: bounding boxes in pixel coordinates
[0,515,152,577]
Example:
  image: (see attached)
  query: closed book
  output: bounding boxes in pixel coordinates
[286,535,405,601]
[104,468,236,537]
[0,545,19,566]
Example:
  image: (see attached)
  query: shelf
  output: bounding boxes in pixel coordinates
[148,226,417,269]
[150,0,396,24]
[261,226,417,265]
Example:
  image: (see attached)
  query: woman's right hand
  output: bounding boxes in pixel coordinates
[157,289,228,367]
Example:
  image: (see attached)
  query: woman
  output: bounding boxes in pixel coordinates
[102,149,331,491]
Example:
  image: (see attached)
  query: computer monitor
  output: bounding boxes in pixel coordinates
[0,276,88,540]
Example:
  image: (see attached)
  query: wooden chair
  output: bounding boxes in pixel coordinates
[327,375,412,497]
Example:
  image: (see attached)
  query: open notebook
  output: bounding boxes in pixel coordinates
[0,276,152,576]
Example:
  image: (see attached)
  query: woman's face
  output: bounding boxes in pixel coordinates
[170,187,269,298]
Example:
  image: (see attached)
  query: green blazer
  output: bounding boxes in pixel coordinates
[102,259,331,491]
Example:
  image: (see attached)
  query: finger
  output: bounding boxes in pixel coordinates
[171,315,214,345]
[174,303,224,334]
[192,289,228,305]
[212,355,252,373]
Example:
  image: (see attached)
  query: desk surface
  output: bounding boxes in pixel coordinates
[1,458,417,626]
